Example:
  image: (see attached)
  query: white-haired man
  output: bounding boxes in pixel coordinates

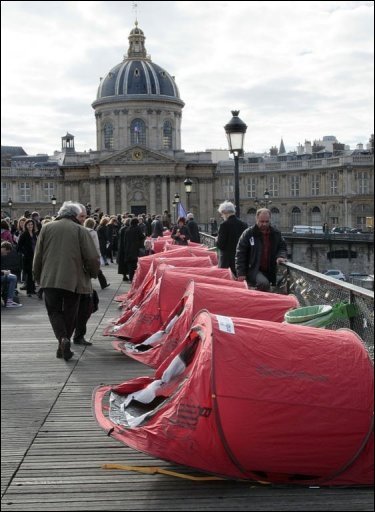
[33,201,99,361]
[216,201,248,276]
[186,213,201,243]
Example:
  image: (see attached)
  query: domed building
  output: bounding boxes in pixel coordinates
[92,22,184,153]
[55,22,217,221]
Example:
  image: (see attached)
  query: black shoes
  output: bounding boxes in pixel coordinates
[58,338,74,361]
[73,337,92,346]
[101,283,110,289]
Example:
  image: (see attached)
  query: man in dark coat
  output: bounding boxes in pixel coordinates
[120,218,146,282]
[235,208,287,291]
[186,213,201,243]
[216,201,247,276]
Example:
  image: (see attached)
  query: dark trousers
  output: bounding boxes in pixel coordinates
[44,288,80,342]
[73,294,92,340]
[97,269,108,289]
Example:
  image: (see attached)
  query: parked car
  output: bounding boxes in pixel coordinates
[331,227,351,234]
[349,228,363,234]
[323,269,346,281]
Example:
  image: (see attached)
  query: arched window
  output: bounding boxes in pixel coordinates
[163,120,173,149]
[291,207,301,226]
[103,123,114,149]
[311,206,321,226]
[246,207,257,226]
[130,118,146,145]
[270,207,280,228]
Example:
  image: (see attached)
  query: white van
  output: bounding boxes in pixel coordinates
[292,225,324,234]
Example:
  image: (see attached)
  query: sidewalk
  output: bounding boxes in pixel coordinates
[1,264,373,511]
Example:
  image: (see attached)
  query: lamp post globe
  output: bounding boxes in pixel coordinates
[8,197,13,217]
[263,189,271,208]
[184,178,193,211]
[224,110,247,218]
[51,195,57,215]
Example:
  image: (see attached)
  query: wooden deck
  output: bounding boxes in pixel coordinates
[1,264,373,511]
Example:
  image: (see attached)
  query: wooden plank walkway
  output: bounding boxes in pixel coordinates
[1,264,373,511]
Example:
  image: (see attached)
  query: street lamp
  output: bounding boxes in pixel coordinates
[263,189,272,208]
[174,193,180,221]
[184,178,193,211]
[8,197,13,218]
[172,200,177,223]
[224,110,247,218]
[51,195,57,216]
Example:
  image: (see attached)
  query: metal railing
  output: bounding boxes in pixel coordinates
[199,232,374,359]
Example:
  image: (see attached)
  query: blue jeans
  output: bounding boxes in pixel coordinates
[1,273,17,300]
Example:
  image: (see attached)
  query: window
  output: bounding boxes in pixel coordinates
[43,182,55,201]
[103,123,114,149]
[162,121,172,149]
[330,172,338,195]
[268,176,279,197]
[19,182,31,202]
[1,182,9,203]
[357,171,369,194]
[222,178,233,200]
[292,206,301,225]
[311,206,321,226]
[245,177,256,198]
[291,176,299,197]
[311,175,320,196]
[130,118,146,145]
[270,207,280,228]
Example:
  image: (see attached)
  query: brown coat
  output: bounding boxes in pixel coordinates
[33,218,99,294]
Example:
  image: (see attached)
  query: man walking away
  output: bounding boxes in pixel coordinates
[33,201,99,361]
[216,201,247,276]
[186,213,201,243]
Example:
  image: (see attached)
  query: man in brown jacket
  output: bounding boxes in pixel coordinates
[33,201,99,361]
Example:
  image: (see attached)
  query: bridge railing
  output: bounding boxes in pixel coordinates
[199,232,374,359]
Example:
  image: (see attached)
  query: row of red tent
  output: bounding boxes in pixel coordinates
[93,237,374,486]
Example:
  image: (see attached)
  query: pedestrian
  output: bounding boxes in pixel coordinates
[210,217,218,236]
[235,208,287,291]
[119,217,146,282]
[1,241,23,308]
[33,201,99,361]
[215,201,247,276]
[97,216,110,265]
[83,217,110,290]
[186,213,201,243]
[171,217,190,245]
[151,214,164,238]
[17,218,38,296]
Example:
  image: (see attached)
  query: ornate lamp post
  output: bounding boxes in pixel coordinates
[183,178,193,212]
[172,200,177,223]
[174,193,180,222]
[8,197,13,218]
[263,189,271,208]
[224,110,247,218]
[51,195,57,216]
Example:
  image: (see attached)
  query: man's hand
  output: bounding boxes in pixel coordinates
[276,257,287,265]
[237,275,246,281]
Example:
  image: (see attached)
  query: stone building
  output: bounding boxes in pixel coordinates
[1,23,374,231]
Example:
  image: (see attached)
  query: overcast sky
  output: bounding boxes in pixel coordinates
[1,1,374,156]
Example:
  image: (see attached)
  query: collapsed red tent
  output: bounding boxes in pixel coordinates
[104,270,247,342]
[115,280,299,367]
[114,264,236,327]
[115,250,214,304]
[94,311,374,486]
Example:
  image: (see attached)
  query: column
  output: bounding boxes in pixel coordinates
[169,177,175,210]
[206,179,214,224]
[100,179,107,213]
[161,177,168,213]
[121,178,128,213]
[65,182,72,202]
[90,181,96,208]
[149,178,156,214]
[72,182,80,202]
[109,178,115,215]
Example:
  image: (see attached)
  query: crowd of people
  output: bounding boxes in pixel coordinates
[1,199,287,359]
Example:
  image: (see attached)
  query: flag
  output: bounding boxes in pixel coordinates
[177,202,187,218]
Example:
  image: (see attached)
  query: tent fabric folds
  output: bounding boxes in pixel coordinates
[115,280,299,368]
[93,311,374,486]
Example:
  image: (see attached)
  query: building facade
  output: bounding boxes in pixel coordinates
[1,23,374,231]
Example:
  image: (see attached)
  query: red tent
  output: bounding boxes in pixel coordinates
[116,264,236,325]
[116,250,213,304]
[104,270,247,342]
[94,311,374,486]
[115,280,299,367]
